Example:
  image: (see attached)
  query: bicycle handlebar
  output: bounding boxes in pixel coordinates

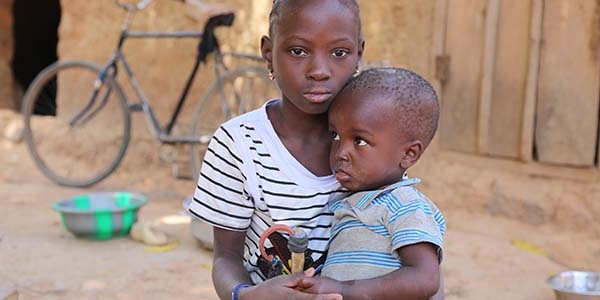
[137,0,153,10]
[114,0,153,12]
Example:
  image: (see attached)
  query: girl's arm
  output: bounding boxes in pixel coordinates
[211,227,252,299]
[212,227,343,300]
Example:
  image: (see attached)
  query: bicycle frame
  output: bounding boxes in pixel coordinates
[85,4,249,145]
[111,30,208,143]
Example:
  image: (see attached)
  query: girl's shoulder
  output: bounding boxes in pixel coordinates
[220,99,275,133]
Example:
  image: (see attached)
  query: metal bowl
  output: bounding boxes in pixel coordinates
[182,196,214,250]
[548,270,600,300]
[53,192,147,240]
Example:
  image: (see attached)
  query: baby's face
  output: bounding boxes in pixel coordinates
[328,89,408,191]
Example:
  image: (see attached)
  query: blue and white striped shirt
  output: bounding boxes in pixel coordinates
[322,178,446,280]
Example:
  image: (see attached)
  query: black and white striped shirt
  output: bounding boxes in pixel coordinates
[189,100,347,283]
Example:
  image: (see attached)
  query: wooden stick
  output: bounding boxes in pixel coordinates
[288,228,308,273]
[521,0,543,161]
[430,0,448,152]
[478,0,500,155]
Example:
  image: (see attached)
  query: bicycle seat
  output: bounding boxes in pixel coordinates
[196,8,234,63]
[205,12,234,28]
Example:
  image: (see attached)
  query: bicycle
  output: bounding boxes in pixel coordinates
[21,0,279,188]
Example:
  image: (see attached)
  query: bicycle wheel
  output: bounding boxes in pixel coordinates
[189,66,279,180]
[22,60,131,187]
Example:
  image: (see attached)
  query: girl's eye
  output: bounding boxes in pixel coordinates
[290,48,308,57]
[354,138,367,146]
[332,49,349,58]
[331,132,340,141]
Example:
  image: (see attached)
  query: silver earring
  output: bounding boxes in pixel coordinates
[268,70,275,80]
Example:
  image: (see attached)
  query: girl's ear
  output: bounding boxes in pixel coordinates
[260,35,273,70]
[399,140,423,169]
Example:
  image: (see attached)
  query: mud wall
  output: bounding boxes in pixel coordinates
[0,0,14,110]
[0,0,435,118]
[82,0,433,125]
[6,1,596,233]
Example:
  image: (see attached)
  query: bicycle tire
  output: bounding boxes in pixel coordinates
[189,66,279,180]
[22,60,131,187]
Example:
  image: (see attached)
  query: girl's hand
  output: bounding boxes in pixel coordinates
[241,271,342,300]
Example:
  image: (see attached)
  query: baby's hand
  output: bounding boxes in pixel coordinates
[297,270,344,296]
[246,270,341,300]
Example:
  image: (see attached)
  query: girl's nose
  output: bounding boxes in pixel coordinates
[306,54,331,81]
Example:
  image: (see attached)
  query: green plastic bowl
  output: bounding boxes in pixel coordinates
[53,192,147,240]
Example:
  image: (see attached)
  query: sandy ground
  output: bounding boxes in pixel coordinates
[1,109,600,300]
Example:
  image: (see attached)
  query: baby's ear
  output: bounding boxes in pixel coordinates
[399,140,423,169]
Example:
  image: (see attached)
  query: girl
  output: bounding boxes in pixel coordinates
[189,1,443,299]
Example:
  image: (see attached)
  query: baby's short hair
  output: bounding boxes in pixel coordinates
[344,67,440,147]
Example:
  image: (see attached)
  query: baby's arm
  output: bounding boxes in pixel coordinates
[391,242,441,298]
[432,271,445,300]
[299,242,440,300]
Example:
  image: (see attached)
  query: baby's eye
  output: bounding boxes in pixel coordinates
[332,49,349,58]
[354,138,368,146]
[331,131,340,141]
[290,48,308,57]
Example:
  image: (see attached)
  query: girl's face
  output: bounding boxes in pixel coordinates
[262,0,364,115]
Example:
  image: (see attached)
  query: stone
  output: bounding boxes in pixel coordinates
[81,279,107,291]
[0,287,18,300]
[4,118,23,143]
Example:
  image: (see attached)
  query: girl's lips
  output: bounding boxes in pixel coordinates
[304,88,332,103]
[304,92,332,103]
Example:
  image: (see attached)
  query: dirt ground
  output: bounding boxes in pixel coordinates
[2,1,600,299]
[1,108,600,300]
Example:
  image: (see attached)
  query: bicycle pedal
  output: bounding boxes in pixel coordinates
[159,144,178,163]
[128,102,143,111]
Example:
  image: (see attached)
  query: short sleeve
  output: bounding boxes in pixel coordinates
[386,191,445,262]
[188,125,255,231]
